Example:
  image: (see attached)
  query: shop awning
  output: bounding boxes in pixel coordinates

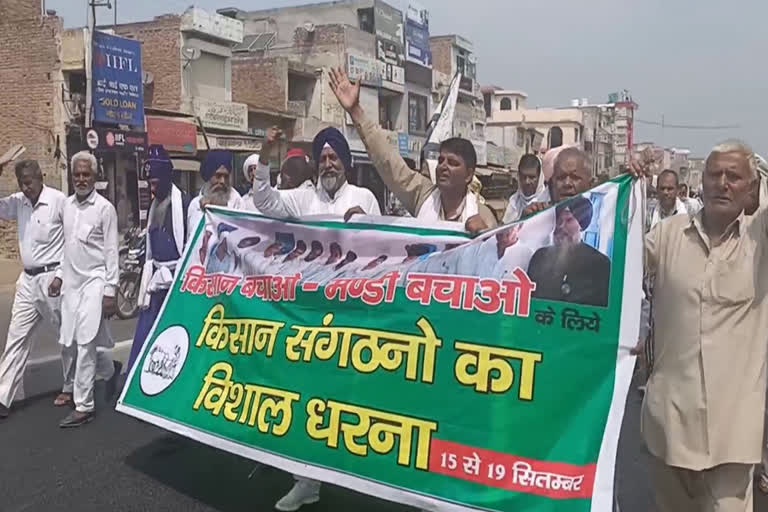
[172,159,200,172]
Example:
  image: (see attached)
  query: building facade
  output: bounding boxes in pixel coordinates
[220,0,432,211]
[0,1,68,258]
[429,35,486,166]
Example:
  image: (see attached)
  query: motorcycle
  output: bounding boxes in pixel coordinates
[116,227,146,320]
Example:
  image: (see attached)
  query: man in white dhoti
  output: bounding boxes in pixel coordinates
[48,151,119,428]
[0,160,66,419]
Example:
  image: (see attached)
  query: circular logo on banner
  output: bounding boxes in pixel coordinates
[140,325,190,396]
[105,131,115,147]
[85,129,99,150]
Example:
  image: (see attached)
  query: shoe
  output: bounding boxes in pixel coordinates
[275,481,320,511]
[0,403,9,419]
[59,410,94,428]
[106,361,123,400]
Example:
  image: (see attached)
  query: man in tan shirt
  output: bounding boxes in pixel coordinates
[639,140,767,512]
[328,68,497,233]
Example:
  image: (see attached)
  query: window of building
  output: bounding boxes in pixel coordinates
[515,98,519,110]
[287,72,316,117]
[408,93,428,134]
[358,8,374,34]
[379,91,401,131]
[548,126,563,148]
[516,128,526,147]
[500,97,512,111]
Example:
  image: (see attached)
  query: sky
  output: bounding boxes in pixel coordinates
[50,0,768,157]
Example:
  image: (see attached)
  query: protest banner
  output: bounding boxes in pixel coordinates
[117,175,643,512]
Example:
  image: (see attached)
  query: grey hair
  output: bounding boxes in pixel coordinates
[707,139,757,178]
[71,151,98,173]
[13,159,43,181]
[554,147,591,176]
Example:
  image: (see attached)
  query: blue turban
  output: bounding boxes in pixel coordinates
[556,196,593,231]
[145,145,172,198]
[312,127,352,172]
[201,150,233,182]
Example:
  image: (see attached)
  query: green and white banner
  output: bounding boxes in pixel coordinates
[118,176,643,512]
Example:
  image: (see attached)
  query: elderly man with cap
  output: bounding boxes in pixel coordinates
[187,150,244,236]
[328,67,497,233]
[127,145,191,370]
[251,127,380,219]
[526,195,611,307]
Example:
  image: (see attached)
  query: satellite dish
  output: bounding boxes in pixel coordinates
[303,21,315,32]
[181,46,202,61]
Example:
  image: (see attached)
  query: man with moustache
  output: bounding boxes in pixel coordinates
[503,154,549,223]
[250,127,380,219]
[127,145,190,371]
[648,170,693,230]
[48,151,119,428]
[328,67,496,233]
[634,141,768,512]
[0,160,67,418]
[187,150,244,235]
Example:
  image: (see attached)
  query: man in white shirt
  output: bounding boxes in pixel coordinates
[251,127,380,219]
[649,170,694,230]
[251,127,379,512]
[242,149,315,213]
[187,150,244,236]
[49,151,119,428]
[0,160,67,419]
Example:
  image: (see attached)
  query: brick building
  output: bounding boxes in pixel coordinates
[0,0,67,259]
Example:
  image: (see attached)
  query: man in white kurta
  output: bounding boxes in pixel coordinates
[253,127,379,512]
[187,150,244,238]
[251,127,380,220]
[0,160,66,418]
[51,151,119,428]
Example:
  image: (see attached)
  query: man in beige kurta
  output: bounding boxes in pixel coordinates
[641,141,767,512]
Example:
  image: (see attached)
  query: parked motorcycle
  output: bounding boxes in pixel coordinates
[117,227,145,320]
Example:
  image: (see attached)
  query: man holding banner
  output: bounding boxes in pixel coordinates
[250,126,380,220]
[634,141,768,512]
[327,67,497,233]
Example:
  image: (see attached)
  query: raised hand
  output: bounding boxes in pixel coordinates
[260,126,283,165]
[329,67,361,114]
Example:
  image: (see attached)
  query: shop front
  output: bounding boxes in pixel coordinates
[84,126,147,231]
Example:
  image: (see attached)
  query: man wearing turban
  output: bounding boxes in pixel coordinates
[186,150,244,236]
[526,195,611,307]
[328,67,497,233]
[127,145,191,370]
[252,127,378,512]
[249,127,380,219]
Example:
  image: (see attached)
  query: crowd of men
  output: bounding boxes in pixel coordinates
[0,67,765,512]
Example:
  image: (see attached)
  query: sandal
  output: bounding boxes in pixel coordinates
[53,392,73,407]
[759,473,768,494]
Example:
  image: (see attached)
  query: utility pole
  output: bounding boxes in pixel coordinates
[84,0,113,129]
